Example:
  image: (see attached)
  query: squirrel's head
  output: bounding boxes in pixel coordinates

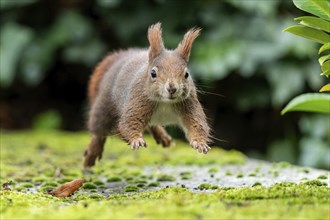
[145,22,200,103]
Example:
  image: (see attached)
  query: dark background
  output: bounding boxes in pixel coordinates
[0,0,329,169]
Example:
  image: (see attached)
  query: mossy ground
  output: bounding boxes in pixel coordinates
[1,131,329,219]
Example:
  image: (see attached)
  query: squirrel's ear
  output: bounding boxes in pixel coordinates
[176,27,201,62]
[148,22,164,60]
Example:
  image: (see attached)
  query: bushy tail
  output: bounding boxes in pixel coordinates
[88,52,122,103]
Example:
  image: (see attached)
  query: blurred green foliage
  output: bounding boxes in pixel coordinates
[0,0,328,168]
[0,0,323,97]
[32,110,62,130]
[281,0,330,115]
[1,1,106,86]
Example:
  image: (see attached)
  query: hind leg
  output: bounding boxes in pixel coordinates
[150,125,172,147]
[84,134,106,168]
[84,96,116,168]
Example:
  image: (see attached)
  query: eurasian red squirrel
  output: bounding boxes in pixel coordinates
[84,23,210,168]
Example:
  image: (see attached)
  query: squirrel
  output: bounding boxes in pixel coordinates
[84,22,211,168]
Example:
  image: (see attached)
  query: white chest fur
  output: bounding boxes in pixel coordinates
[149,103,181,126]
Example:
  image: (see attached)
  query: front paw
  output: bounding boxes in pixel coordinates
[130,138,147,150]
[190,141,211,154]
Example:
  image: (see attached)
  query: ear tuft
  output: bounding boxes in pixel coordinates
[176,27,201,62]
[148,22,164,60]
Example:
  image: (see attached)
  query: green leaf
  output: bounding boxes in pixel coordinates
[321,69,330,77]
[319,54,330,65]
[295,16,330,32]
[281,93,330,115]
[322,60,330,71]
[283,25,329,44]
[293,0,330,21]
[319,42,330,54]
[321,60,330,77]
[320,83,330,92]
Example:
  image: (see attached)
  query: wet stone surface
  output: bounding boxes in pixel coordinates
[89,159,329,196]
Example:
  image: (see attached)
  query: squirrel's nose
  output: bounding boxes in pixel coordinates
[167,82,177,95]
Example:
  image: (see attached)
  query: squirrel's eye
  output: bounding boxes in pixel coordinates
[184,72,189,79]
[150,69,157,78]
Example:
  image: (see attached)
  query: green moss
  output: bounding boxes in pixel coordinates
[157,174,176,182]
[1,131,329,220]
[211,185,218,190]
[197,183,212,190]
[32,176,48,183]
[57,177,74,184]
[252,182,262,187]
[317,175,328,180]
[248,173,256,177]
[273,182,296,187]
[181,175,192,180]
[93,180,105,186]
[125,185,139,192]
[148,182,160,187]
[13,186,26,191]
[219,183,329,201]
[39,186,54,192]
[179,171,192,176]
[62,169,81,177]
[236,174,244,178]
[135,180,148,184]
[82,182,97,189]
[136,183,145,188]
[41,182,58,188]
[1,183,330,219]
[208,167,218,173]
[88,193,103,200]
[302,180,327,187]
[122,170,142,178]
[273,161,291,168]
[225,170,232,176]
[272,171,279,177]
[21,183,34,188]
[125,177,134,181]
[180,171,193,180]
[220,187,235,191]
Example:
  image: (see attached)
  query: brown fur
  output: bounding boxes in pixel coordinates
[176,28,201,62]
[148,22,164,61]
[83,23,210,168]
[150,125,172,147]
[88,52,122,103]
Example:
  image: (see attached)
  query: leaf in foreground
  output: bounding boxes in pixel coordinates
[281,93,330,115]
[48,178,85,197]
[293,0,330,21]
[283,25,330,44]
[295,16,330,33]
[319,43,330,54]
[320,84,330,92]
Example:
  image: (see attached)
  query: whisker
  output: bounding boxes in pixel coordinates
[210,135,228,143]
[196,89,225,98]
[195,83,215,89]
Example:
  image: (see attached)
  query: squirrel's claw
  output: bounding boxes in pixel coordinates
[130,138,147,150]
[190,141,211,154]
